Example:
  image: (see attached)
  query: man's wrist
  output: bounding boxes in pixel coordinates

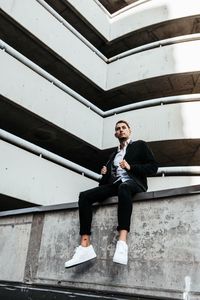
[125,162,131,171]
[128,164,134,171]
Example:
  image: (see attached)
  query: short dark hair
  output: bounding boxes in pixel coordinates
[115,120,130,129]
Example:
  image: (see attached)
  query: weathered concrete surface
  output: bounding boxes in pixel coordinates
[0,215,32,281]
[0,192,200,299]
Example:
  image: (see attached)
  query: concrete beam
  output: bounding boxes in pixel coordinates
[0,140,98,206]
[0,0,107,88]
[107,41,200,89]
[1,135,200,207]
[44,0,200,58]
[65,0,110,39]
[1,12,200,108]
[102,102,200,147]
[0,49,103,149]
[1,0,200,91]
[1,49,200,149]
[64,0,200,42]
[110,0,200,40]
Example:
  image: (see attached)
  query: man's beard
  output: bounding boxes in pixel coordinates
[119,137,128,143]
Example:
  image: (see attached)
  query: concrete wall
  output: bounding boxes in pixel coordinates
[1,0,200,210]
[0,140,97,206]
[0,0,107,88]
[0,214,33,282]
[1,191,200,299]
[2,46,200,205]
[148,176,200,192]
[107,41,200,89]
[1,138,200,207]
[1,0,200,90]
[2,48,200,149]
[66,0,110,39]
[66,0,200,41]
[0,49,103,148]
[110,0,200,39]
[103,102,200,147]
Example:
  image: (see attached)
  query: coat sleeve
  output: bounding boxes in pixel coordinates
[98,150,116,186]
[99,172,109,186]
[128,141,158,177]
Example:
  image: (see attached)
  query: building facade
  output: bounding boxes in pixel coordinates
[1,0,200,209]
[1,1,200,299]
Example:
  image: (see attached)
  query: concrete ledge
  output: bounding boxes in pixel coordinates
[1,184,200,218]
[1,185,200,299]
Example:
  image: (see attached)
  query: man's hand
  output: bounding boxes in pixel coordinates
[119,159,130,170]
[100,166,107,175]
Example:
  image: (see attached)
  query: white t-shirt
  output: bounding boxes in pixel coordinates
[113,139,131,183]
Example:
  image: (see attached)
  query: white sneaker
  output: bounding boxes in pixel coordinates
[113,240,128,265]
[65,245,97,268]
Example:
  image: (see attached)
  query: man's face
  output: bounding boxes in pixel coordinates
[115,122,131,141]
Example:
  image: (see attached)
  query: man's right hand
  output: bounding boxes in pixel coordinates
[100,166,107,175]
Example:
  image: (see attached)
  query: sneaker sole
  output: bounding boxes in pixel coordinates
[65,256,97,269]
[113,258,127,265]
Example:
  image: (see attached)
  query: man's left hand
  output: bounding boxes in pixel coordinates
[119,160,130,170]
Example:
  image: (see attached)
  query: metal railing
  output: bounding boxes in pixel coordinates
[1,129,200,178]
[157,167,200,177]
[110,0,153,17]
[36,0,108,61]
[103,94,200,116]
[1,40,200,118]
[1,4,200,180]
[37,0,200,61]
[108,33,200,63]
[0,40,104,116]
[0,129,101,181]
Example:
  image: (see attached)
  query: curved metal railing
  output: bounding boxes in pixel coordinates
[1,40,200,118]
[1,129,200,180]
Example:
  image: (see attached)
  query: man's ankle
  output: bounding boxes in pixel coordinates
[81,242,90,247]
[80,235,90,247]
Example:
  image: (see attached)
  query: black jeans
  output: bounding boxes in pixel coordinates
[78,179,144,235]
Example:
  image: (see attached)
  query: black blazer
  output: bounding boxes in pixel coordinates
[99,140,158,191]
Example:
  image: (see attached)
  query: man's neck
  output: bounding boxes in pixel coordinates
[119,138,130,149]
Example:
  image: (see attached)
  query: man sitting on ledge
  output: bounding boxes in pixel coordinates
[65,120,158,268]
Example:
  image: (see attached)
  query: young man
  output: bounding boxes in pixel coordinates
[65,120,158,268]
